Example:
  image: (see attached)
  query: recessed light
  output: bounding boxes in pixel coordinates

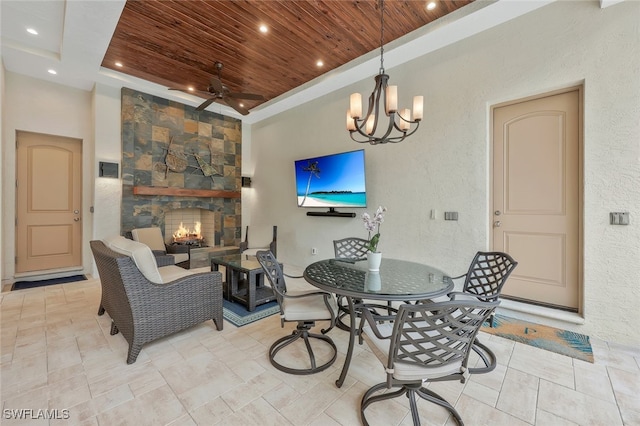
[48,69,57,75]
[316,60,324,67]
[239,103,245,108]
[26,28,38,35]
[115,61,123,67]
[426,1,437,11]
[259,24,268,33]
[188,87,194,92]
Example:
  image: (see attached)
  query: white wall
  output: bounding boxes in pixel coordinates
[1,60,5,280]
[248,1,640,345]
[2,73,94,279]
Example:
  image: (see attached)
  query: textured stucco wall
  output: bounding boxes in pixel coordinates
[2,73,94,280]
[249,1,640,345]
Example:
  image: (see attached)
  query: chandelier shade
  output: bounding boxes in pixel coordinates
[347,0,423,145]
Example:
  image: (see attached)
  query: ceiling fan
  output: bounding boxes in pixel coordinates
[170,61,264,115]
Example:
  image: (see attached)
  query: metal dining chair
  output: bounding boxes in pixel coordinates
[448,251,518,373]
[360,299,499,426]
[256,250,338,375]
[332,237,397,332]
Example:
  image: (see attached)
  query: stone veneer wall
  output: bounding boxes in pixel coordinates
[120,87,242,246]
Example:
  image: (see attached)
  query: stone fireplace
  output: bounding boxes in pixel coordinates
[120,88,242,246]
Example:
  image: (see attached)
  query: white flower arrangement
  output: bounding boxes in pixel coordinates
[362,206,387,253]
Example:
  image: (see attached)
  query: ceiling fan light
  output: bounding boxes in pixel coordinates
[26,27,38,35]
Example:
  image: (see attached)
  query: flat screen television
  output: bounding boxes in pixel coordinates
[294,149,367,209]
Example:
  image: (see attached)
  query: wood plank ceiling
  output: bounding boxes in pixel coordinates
[102,0,473,114]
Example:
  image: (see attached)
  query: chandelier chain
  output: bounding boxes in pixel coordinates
[379,0,385,74]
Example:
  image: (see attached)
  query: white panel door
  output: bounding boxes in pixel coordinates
[16,131,83,273]
[493,89,581,310]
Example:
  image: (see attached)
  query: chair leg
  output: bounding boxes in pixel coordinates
[269,323,337,375]
[97,305,105,316]
[127,343,142,364]
[362,382,465,426]
[110,322,119,335]
[415,386,464,425]
[469,338,497,374]
[406,389,422,426]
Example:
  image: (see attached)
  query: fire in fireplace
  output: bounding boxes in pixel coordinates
[173,221,204,245]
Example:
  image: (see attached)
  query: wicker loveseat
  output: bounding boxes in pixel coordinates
[90,237,223,364]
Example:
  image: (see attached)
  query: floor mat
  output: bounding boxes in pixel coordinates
[482,314,594,363]
[223,299,279,327]
[11,274,87,291]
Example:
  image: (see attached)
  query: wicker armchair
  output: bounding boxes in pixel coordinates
[90,240,223,364]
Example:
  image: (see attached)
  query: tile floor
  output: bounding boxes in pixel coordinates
[1,274,639,426]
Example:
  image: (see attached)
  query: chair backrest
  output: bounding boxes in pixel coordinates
[462,251,518,302]
[242,225,277,256]
[255,250,286,309]
[387,300,498,381]
[333,237,369,261]
[131,227,167,252]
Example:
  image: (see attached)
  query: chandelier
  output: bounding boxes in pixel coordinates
[346,0,423,145]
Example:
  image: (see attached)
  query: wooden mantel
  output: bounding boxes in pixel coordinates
[133,186,241,199]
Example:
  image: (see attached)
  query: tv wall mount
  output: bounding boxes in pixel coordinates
[306,208,356,218]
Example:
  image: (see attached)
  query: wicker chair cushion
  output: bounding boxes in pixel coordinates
[282,291,338,322]
[158,265,198,283]
[104,236,163,283]
[131,227,166,252]
[362,322,464,381]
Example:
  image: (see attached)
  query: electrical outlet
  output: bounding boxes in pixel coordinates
[311,247,318,255]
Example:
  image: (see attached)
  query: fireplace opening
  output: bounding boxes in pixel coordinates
[172,222,204,245]
[165,208,215,247]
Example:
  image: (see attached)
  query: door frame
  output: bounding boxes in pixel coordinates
[489,85,585,314]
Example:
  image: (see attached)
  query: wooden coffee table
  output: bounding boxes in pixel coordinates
[210,253,278,311]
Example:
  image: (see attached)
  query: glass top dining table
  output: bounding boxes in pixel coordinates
[303,257,454,387]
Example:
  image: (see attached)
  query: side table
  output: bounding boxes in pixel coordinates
[210,254,278,311]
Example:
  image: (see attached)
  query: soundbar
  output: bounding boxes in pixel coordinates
[306,208,356,218]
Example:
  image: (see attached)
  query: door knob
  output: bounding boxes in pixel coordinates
[494,210,501,216]
[494,221,501,227]
[74,217,81,222]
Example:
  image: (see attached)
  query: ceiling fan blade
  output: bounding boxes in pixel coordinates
[196,98,216,111]
[209,76,224,93]
[223,97,250,116]
[226,92,264,101]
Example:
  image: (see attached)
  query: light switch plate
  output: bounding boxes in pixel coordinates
[610,212,630,225]
[444,212,459,221]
